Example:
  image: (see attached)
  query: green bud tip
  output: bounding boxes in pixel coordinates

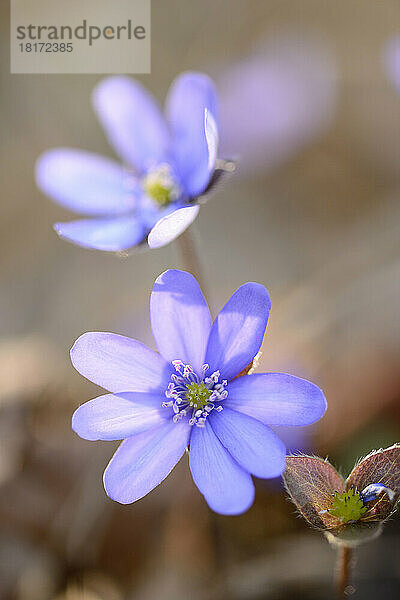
[328,489,368,523]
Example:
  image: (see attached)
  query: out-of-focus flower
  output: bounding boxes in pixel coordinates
[384,35,400,95]
[283,444,400,545]
[35,73,228,251]
[71,269,326,515]
[217,34,337,175]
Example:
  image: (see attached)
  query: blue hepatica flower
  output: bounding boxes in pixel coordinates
[71,270,327,515]
[35,73,222,251]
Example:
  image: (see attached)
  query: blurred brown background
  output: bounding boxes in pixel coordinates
[1,1,400,598]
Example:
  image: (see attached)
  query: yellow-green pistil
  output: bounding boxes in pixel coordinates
[329,489,368,523]
[185,381,212,409]
[143,179,172,207]
[143,164,180,208]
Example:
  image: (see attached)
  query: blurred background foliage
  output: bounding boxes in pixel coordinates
[0,0,400,598]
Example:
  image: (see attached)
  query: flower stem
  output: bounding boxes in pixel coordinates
[336,545,353,598]
[177,227,207,295]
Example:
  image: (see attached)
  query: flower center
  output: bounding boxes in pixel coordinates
[143,164,181,207]
[163,360,228,427]
[185,381,212,409]
[328,489,367,523]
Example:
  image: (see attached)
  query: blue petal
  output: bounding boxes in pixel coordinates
[54,216,145,251]
[150,270,211,376]
[205,109,218,173]
[36,149,137,216]
[103,420,191,504]
[205,283,271,381]
[210,408,286,478]
[147,205,200,249]
[72,392,169,441]
[71,332,172,393]
[166,72,218,197]
[361,483,395,503]
[226,373,327,426]
[189,421,255,515]
[93,76,170,172]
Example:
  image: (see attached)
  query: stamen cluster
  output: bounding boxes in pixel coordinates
[163,360,228,427]
[143,163,181,207]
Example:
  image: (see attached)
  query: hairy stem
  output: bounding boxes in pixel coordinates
[177,227,207,295]
[336,545,353,598]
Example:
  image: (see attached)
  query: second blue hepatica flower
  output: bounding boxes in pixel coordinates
[71,270,327,515]
[35,73,221,251]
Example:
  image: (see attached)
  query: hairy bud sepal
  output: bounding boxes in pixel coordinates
[325,522,383,548]
[283,444,400,547]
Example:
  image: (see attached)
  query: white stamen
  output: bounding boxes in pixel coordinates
[163,361,228,428]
